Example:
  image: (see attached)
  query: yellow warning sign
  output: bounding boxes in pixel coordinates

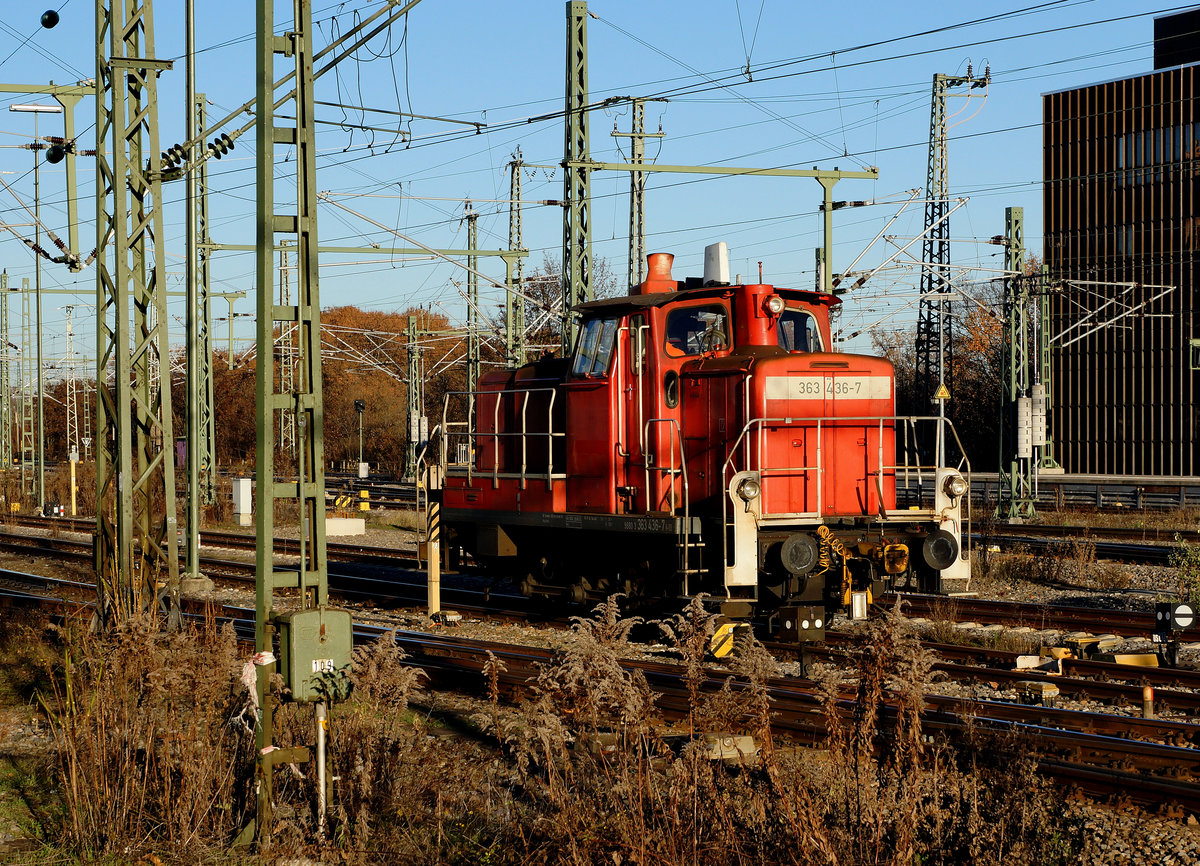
[933,383,951,400]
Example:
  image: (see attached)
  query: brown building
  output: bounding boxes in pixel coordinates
[1043,11,1200,476]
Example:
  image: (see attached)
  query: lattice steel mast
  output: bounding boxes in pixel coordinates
[506,152,526,368]
[182,0,213,591]
[195,93,217,506]
[996,207,1038,519]
[253,0,353,841]
[18,279,32,503]
[465,205,480,395]
[0,273,8,472]
[611,97,664,288]
[914,69,988,415]
[0,273,9,473]
[64,305,79,461]
[406,313,421,478]
[561,0,591,353]
[95,0,181,624]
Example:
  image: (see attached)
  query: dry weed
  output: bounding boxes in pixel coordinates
[40,617,255,858]
[17,595,1084,865]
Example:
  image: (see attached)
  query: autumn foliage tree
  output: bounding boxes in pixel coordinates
[162,305,473,476]
[871,281,1005,471]
[502,254,621,356]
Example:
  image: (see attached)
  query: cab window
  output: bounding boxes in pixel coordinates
[664,304,728,356]
[778,308,822,353]
[572,316,620,377]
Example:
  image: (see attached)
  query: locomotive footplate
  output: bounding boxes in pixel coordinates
[441,507,702,536]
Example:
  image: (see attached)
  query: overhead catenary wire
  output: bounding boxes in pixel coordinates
[0,0,1180,340]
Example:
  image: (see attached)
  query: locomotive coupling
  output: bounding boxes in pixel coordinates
[881,543,909,574]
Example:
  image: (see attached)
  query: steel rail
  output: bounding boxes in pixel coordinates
[890,593,1200,640]
[0,581,1197,809]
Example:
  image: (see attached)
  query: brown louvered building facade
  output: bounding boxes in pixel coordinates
[1043,38,1200,476]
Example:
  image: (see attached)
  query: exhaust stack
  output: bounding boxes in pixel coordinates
[637,252,676,295]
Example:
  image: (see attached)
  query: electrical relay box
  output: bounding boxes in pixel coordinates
[276,607,354,703]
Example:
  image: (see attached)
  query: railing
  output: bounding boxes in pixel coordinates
[643,417,688,516]
[721,414,972,522]
[440,386,566,491]
[642,416,697,581]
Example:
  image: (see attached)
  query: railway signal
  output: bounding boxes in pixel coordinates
[1153,601,1192,666]
[355,399,367,478]
[1155,601,1194,632]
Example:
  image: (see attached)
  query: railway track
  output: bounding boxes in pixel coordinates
[360,622,1200,811]
[985,522,1200,545]
[2,510,1192,666]
[0,519,1187,643]
[802,636,1200,717]
[910,472,1200,512]
[8,510,1193,572]
[891,593,1200,641]
[3,564,1200,810]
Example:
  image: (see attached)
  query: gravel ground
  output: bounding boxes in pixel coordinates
[7,514,1200,859]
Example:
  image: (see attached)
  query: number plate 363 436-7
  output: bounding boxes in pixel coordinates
[765,375,891,401]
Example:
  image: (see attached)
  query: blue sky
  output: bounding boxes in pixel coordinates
[0,0,1188,365]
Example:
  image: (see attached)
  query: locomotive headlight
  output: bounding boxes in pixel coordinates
[764,295,785,316]
[942,473,968,499]
[737,478,761,501]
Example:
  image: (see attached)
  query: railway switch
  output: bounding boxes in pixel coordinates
[1018,680,1059,707]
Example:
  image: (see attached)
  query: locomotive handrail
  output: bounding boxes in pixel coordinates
[441,385,565,491]
[643,417,689,513]
[523,387,559,491]
[719,414,973,589]
[642,416,692,579]
[723,414,972,520]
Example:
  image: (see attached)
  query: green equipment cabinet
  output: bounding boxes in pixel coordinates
[276,607,354,703]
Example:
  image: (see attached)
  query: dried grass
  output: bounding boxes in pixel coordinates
[17,597,1083,864]
[39,616,255,859]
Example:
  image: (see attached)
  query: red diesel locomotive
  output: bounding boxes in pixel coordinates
[435,245,971,640]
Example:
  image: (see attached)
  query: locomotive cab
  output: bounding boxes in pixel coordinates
[436,243,972,641]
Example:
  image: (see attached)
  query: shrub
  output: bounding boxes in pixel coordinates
[1171,534,1200,606]
[40,616,255,858]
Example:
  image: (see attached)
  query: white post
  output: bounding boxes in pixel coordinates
[69,446,78,516]
[315,701,327,836]
[427,496,441,616]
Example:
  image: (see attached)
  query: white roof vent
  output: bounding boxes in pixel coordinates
[703,242,730,286]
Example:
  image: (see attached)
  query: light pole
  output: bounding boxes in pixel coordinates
[354,399,366,478]
[11,103,63,515]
